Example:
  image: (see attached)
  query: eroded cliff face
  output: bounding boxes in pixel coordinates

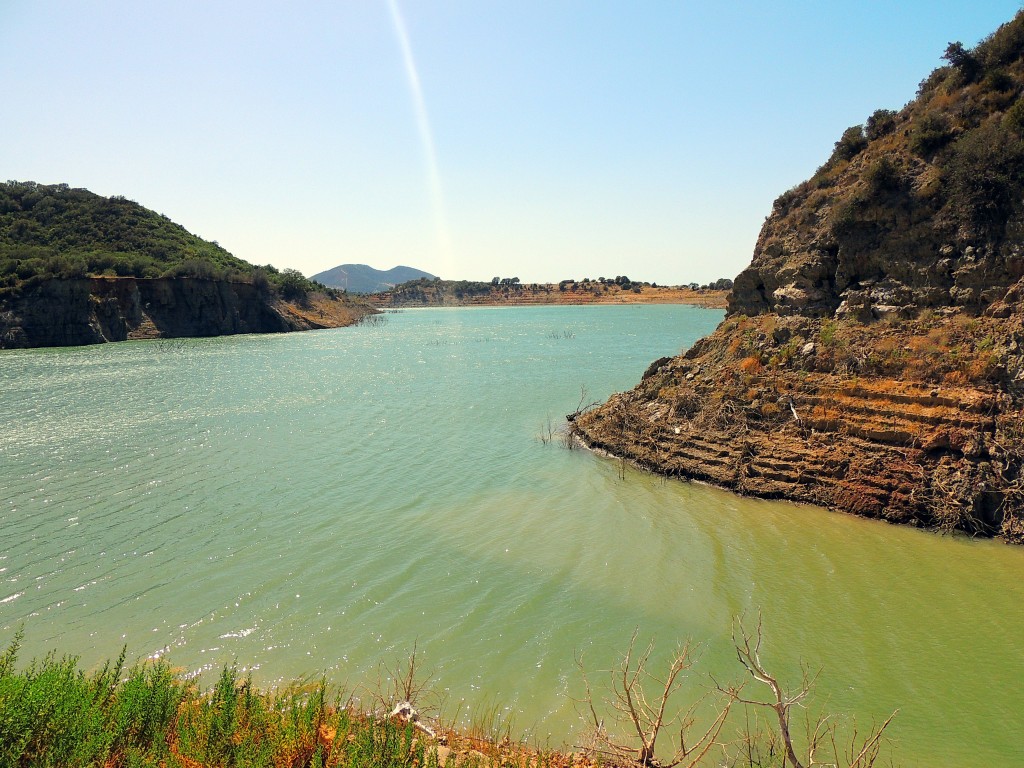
[727,147,1024,321]
[573,310,1024,542]
[575,15,1024,542]
[0,277,353,348]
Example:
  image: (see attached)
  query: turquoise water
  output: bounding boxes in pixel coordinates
[1,304,1022,767]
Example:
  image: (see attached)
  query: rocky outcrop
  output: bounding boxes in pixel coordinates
[574,13,1024,542]
[0,277,355,348]
[573,310,1024,542]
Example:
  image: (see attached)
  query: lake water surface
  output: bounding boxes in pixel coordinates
[2,305,1022,767]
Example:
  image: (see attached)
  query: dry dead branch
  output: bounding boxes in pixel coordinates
[719,614,896,768]
[576,630,732,768]
[569,385,602,420]
[726,614,815,768]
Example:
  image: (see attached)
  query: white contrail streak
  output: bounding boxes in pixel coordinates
[386,0,453,272]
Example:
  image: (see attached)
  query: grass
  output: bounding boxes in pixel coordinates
[0,629,452,768]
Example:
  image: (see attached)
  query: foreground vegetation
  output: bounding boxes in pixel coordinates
[0,630,449,768]
[0,620,898,768]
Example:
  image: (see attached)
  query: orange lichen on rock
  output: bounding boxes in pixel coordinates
[574,311,1024,542]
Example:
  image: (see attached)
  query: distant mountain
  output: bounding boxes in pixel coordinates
[311,264,437,293]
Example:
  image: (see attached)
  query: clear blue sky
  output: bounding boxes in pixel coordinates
[2,1,1021,285]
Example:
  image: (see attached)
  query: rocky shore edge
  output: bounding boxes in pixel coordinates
[0,276,376,349]
[571,311,1024,544]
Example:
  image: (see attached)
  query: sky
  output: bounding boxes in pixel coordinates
[2,1,1022,285]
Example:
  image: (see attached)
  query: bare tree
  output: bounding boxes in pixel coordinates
[577,630,732,768]
[578,618,898,768]
[721,615,896,768]
[727,614,814,768]
[563,386,602,450]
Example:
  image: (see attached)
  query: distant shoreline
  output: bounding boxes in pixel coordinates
[368,284,729,310]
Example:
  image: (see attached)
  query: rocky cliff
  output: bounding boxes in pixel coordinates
[0,277,364,348]
[574,14,1024,542]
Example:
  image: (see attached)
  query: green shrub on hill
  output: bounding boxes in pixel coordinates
[865,108,898,140]
[0,181,345,305]
[0,181,251,276]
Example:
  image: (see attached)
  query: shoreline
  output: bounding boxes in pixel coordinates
[0,277,377,349]
[0,633,901,768]
[368,285,729,310]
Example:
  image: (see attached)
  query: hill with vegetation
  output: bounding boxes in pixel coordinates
[574,12,1024,543]
[0,181,373,347]
[311,263,437,293]
[0,181,257,286]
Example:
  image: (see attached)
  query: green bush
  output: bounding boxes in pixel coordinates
[832,125,868,162]
[982,69,1014,92]
[976,10,1024,68]
[274,268,315,303]
[943,41,981,83]
[865,157,903,194]
[0,632,400,768]
[943,121,1024,240]
[917,67,950,97]
[909,112,954,157]
[865,108,898,140]
[771,184,806,214]
[828,195,865,238]
[1003,97,1024,134]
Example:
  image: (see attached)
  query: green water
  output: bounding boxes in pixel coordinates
[1,305,1022,766]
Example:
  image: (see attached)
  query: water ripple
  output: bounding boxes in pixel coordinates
[1,307,1022,767]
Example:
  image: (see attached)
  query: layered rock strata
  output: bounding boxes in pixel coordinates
[573,312,1023,541]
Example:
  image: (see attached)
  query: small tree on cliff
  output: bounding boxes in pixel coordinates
[943,41,981,82]
[276,268,312,303]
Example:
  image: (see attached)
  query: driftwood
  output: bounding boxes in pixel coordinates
[390,700,442,741]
